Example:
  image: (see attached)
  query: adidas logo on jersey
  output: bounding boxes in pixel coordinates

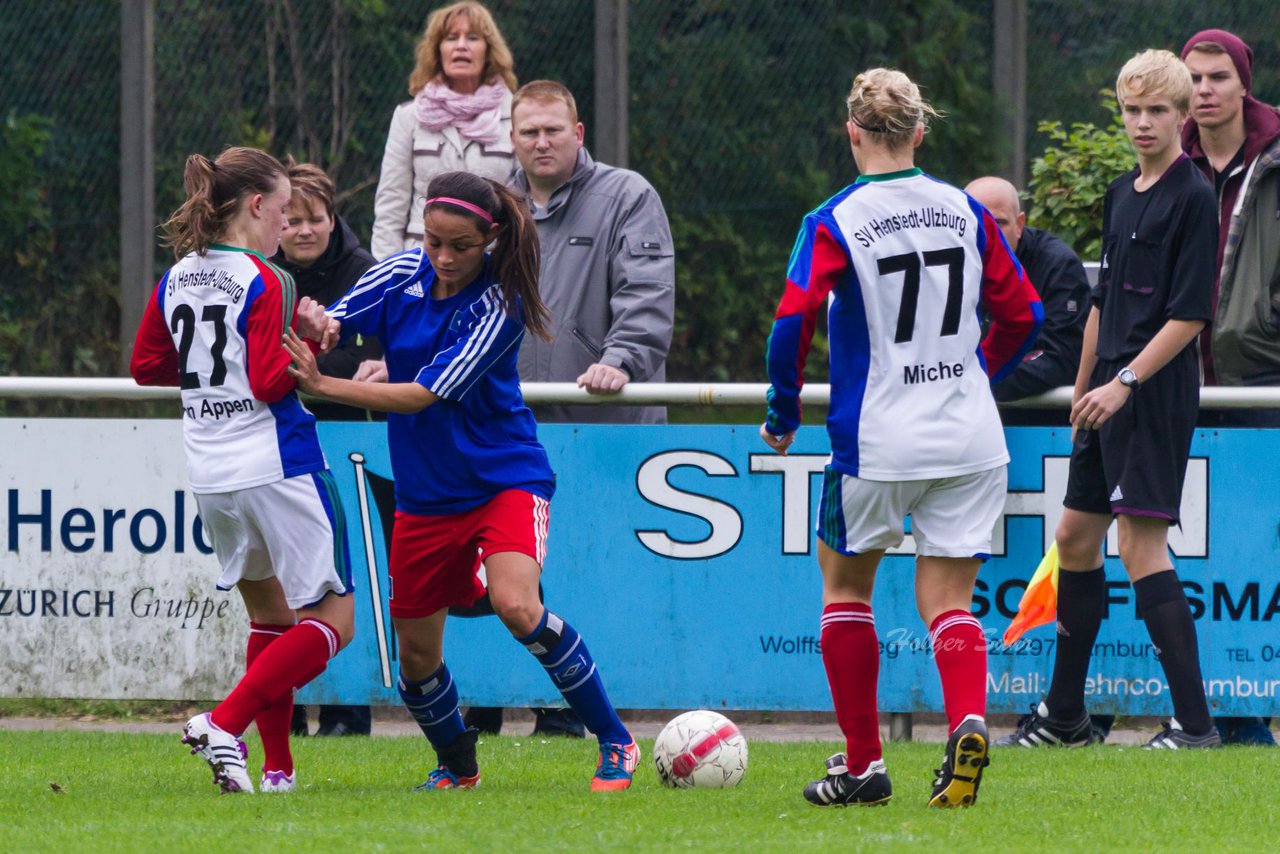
[1110,485,1123,501]
[404,282,425,298]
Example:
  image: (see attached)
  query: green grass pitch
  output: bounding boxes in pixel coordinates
[3,729,1275,852]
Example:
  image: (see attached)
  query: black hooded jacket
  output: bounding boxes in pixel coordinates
[273,214,381,380]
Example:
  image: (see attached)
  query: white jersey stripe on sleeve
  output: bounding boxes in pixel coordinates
[431,286,507,398]
[328,256,420,321]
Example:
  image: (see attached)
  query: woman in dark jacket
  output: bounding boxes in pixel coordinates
[275,161,382,389]
[273,159,381,737]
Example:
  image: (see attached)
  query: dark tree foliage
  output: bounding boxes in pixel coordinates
[9,0,1280,397]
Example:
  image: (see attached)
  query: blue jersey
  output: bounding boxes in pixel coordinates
[329,250,554,514]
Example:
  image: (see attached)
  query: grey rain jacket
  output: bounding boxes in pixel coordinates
[1210,134,1280,385]
[513,149,675,423]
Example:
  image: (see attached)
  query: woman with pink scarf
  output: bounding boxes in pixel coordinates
[371,2,517,260]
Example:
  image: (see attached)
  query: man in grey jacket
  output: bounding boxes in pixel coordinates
[1183,29,1280,391]
[1182,28,1279,746]
[461,80,676,738]
[509,79,675,424]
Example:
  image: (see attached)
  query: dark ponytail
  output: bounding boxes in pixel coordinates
[162,146,287,259]
[423,172,551,341]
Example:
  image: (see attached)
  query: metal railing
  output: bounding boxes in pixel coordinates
[1,378,1278,408]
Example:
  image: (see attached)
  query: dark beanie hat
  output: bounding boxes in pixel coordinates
[1181,29,1253,92]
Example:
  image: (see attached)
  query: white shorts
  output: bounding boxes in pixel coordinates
[817,465,1007,558]
[197,470,351,610]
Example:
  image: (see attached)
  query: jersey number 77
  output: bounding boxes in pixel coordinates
[877,247,964,344]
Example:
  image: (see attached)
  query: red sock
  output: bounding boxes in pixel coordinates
[245,623,295,775]
[820,602,880,775]
[930,610,988,733]
[212,618,338,738]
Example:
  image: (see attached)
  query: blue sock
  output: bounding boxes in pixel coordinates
[398,662,466,750]
[519,610,629,745]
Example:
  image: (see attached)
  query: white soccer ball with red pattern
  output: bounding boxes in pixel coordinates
[653,710,748,788]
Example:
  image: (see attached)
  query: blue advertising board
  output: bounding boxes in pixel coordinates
[303,423,1280,716]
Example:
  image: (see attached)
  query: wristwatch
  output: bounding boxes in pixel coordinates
[1117,367,1140,390]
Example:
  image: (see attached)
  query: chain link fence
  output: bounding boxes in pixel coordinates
[5,0,1280,387]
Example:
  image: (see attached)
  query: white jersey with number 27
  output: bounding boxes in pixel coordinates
[131,246,326,493]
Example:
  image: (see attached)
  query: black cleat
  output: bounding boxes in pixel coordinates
[532,707,586,738]
[1144,719,1223,750]
[463,706,504,735]
[995,701,1097,748]
[802,753,892,806]
[929,715,990,808]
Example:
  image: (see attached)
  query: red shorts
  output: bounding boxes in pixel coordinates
[388,489,550,619]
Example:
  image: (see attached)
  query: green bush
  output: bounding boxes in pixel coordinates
[0,111,120,409]
[1026,93,1133,261]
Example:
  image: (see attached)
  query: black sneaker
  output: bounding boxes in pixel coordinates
[929,715,990,808]
[802,753,892,806]
[532,707,586,738]
[463,706,505,735]
[1144,719,1223,750]
[995,701,1096,747]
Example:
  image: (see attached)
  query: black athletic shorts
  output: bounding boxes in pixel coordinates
[1063,350,1199,523]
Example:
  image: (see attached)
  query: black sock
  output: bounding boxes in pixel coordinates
[1134,570,1212,735]
[1045,566,1106,720]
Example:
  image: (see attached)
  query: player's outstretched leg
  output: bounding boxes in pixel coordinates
[928,715,990,808]
[182,712,254,794]
[181,617,342,794]
[803,753,892,806]
[516,609,637,791]
[399,662,481,790]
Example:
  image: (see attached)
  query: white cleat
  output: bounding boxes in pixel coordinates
[181,712,255,794]
[260,769,296,793]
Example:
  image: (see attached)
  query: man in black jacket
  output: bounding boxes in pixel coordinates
[273,160,382,736]
[966,177,1089,403]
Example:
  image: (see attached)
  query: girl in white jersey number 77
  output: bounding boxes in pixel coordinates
[131,146,356,795]
[761,68,1042,809]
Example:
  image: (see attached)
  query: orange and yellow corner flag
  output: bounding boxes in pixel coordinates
[1002,541,1060,646]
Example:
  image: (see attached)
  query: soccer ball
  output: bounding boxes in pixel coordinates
[652,710,748,788]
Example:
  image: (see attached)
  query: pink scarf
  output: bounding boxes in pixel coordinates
[415,80,507,145]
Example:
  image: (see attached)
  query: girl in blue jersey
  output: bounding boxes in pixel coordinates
[283,170,638,791]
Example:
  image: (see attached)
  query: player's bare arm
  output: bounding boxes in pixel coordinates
[294,296,341,352]
[353,359,389,383]
[284,330,436,413]
[1071,318,1205,430]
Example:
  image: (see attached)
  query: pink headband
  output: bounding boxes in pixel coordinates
[425,196,494,224]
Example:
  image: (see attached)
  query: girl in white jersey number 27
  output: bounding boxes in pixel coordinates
[131,147,357,794]
[761,68,1042,809]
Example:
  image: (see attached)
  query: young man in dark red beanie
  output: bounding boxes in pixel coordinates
[1182,28,1280,747]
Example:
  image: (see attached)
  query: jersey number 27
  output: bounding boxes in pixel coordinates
[170,304,229,390]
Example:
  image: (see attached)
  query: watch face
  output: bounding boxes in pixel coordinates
[1119,368,1137,387]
